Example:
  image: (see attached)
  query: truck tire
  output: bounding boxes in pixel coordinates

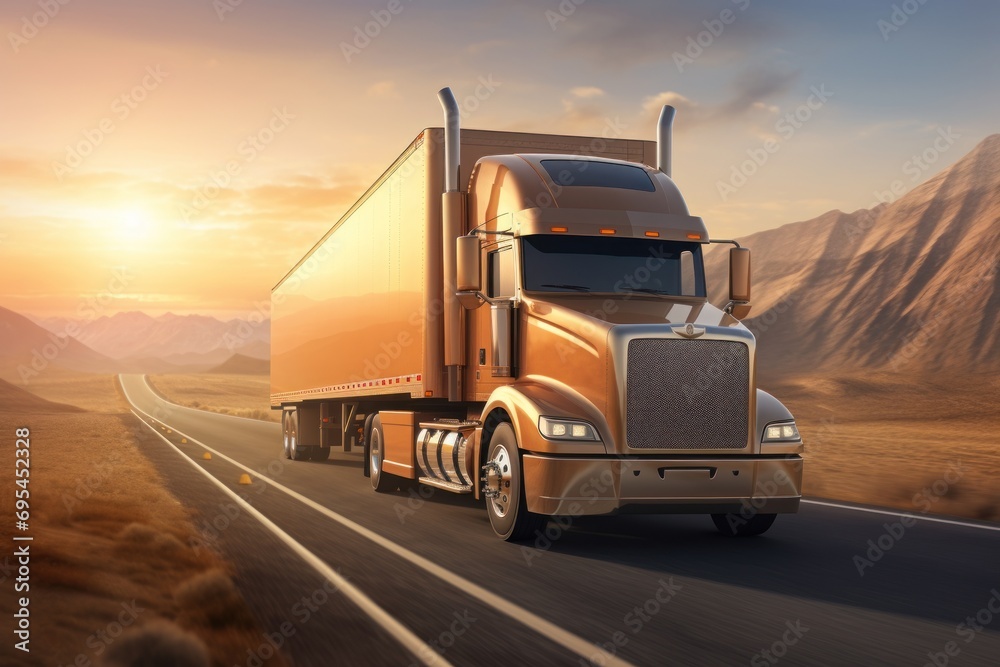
[287,410,308,461]
[712,512,776,537]
[282,411,293,459]
[362,413,376,478]
[312,446,331,462]
[368,415,396,493]
[484,423,546,542]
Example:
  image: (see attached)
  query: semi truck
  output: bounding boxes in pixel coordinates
[270,87,803,541]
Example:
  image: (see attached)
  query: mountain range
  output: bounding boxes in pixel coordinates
[28,310,269,363]
[705,133,1000,376]
[0,307,270,382]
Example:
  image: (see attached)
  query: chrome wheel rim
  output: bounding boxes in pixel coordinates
[487,445,513,518]
[370,430,381,481]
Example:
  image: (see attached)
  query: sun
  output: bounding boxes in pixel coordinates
[114,207,155,243]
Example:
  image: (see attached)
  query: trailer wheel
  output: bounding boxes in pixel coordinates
[362,413,376,478]
[711,512,777,537]
[483,423,546,542]
[288,411,308,461]
[313,446,331,462]
[282,411,292,459]
[369,415,395,493]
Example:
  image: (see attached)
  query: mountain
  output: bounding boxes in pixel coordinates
[0,377,86,413]
[207,353,270,375]
[0,306,119,382]
[706,133,1000,376]
[30,311,270,363]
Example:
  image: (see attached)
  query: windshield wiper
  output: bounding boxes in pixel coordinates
[540,283,592,292]
[620,287,670,295]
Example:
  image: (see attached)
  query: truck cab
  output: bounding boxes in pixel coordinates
[453,151,802,540]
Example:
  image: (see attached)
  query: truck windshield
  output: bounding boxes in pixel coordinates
[521,235,706,297]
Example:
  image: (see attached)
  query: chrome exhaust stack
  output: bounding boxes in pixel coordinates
[437,87,466,401]
[656,105,676,177]
[438,87,462,191]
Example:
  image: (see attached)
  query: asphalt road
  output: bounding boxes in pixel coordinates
[119,374,1000,667]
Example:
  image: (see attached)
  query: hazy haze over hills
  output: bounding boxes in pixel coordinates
[28,311,270,363]
[0,306,118,381]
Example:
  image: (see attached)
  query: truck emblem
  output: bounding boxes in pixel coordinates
[675,323,705,338]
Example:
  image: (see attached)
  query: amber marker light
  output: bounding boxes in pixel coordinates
[600,228,616,235]
[686,233,702,240]
[424,390,434,397]
[550,226,568,233]
[645,231,660,238]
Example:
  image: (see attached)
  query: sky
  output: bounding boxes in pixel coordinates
[1,0,998,318]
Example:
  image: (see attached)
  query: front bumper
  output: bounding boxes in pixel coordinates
[522,454,802,516]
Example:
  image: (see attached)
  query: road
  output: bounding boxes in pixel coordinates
[119,374,1000,667]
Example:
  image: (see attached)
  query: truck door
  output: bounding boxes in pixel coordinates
[468,241,516,400]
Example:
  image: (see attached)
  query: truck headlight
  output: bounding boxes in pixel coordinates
[763,421,800,442]
[538,417,599,441]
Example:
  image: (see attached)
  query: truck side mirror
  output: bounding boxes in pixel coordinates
[456,235,484,309]
[729,247,751,303]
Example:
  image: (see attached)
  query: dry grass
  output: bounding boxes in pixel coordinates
[765,370,1000,521]
[17,369,125,413]
[0,375,288,667]
[148,374,279,422]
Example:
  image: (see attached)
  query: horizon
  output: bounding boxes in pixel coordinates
[4,129,990,320]
[2,1,997,317]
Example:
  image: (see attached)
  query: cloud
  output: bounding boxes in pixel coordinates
[365,81,400,99]
[570,86,605,99]
[717,63,799,119]
[642,91,705,125]
[537,1,780,68]
[641,63,799,131]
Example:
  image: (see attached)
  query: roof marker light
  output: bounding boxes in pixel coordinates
[551,226,568,233]
[600,228,616,235]
[645,231,660,238]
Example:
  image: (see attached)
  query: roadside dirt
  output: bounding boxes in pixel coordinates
[0,373,287,667]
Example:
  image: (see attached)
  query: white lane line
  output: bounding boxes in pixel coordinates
[802,499,1000,532]
[141,374,280,427]
[123,400,451,666]
[121,375,636,667]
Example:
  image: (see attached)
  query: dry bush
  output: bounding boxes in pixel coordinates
[174,570,256,630]
[100,621,210,667]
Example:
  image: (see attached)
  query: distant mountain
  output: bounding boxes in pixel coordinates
[0,306,118,382]
[207,353,269,375]
[706,133,1000,375]
[30,311,270,363]
[0,377,86,413]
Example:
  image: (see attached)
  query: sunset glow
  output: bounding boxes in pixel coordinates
[1,0,997,317]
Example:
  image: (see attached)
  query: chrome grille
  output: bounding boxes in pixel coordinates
[626,339,749,450]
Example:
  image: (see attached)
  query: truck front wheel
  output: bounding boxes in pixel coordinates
[484,423,546,542]
[712,512,777,537]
